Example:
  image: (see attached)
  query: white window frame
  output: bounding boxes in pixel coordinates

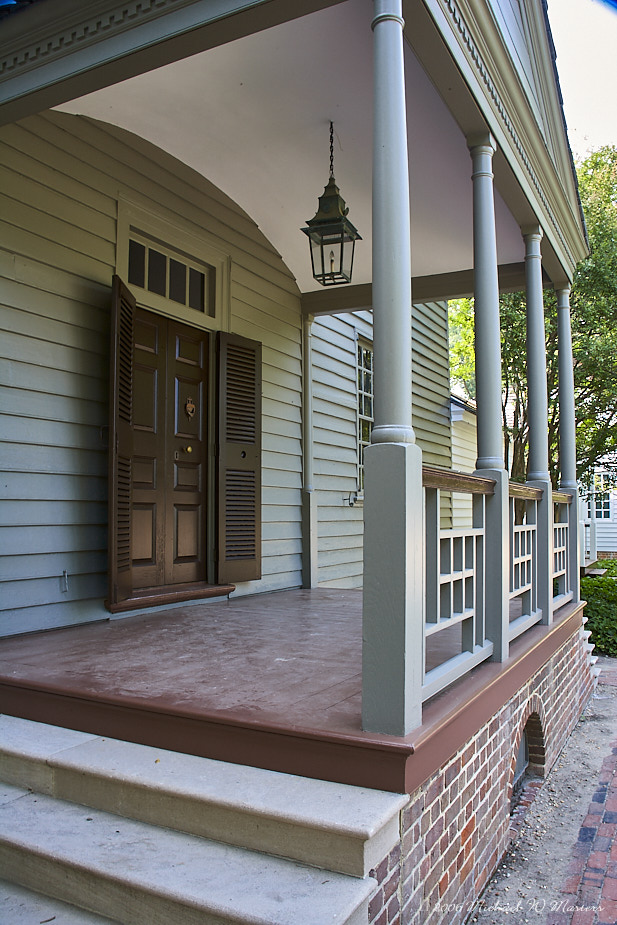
[117,200,231,332]
[357,338,374,494]
[590,471,612,520]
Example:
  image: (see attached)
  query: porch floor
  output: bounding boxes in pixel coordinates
[0,588,584,793]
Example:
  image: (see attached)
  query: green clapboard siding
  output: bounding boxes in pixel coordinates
[311,302,452,587]
[0,111,304,635]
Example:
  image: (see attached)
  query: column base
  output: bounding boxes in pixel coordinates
[362,441,423,736]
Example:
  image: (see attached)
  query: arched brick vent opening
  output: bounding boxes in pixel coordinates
[510,710,546,813]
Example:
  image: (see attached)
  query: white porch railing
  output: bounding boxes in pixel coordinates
[553,490,574,610]
[421,471,576,703]
[422,468,495,701]
[508,483,543,642]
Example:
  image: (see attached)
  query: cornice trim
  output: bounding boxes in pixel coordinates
[0,0,196,77]
[440,0,576,272]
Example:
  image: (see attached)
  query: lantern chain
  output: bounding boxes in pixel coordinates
[329,121,334,178]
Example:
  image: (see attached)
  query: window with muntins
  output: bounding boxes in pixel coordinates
[587,472,612,519]
[128,236,215,317]
[357,341,373,492]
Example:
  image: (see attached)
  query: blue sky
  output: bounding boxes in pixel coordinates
[548,0,617,158]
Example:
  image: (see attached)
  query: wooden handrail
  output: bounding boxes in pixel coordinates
[552,490,573,504]
[509,483,543,501]
[422,466,495,495]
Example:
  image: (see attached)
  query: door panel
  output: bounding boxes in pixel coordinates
[166,321,208,583]
[130,310,209,590]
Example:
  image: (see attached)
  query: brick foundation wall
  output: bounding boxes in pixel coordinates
[368,624,595,925]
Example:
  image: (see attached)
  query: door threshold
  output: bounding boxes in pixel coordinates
[106,582,236,614]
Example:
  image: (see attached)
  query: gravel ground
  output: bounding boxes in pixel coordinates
[466,656,617,924]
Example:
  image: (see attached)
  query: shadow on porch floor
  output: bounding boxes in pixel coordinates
[0,588,584,793]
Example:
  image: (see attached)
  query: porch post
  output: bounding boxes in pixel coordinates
[469,134,509,662]
[523,225,552,624]
[302,314,319,588]
[362,0,423,735]
[557,284,580,601]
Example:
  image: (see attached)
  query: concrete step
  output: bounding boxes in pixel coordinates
[0,715,405,878]
[0,783,375,925]
[0,878,121,925]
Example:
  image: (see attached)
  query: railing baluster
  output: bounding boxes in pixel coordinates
[508,484,542,641]
[552,491,573,609]
[422,468,494,702]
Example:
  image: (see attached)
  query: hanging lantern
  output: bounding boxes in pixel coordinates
[301,122,361,286]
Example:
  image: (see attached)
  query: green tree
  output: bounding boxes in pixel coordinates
[449,145,617,488]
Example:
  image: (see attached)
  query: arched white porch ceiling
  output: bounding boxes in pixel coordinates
[56,0,524,294]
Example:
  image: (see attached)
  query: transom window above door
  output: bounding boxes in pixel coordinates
[116,202,230,332]
[128,236,215,317]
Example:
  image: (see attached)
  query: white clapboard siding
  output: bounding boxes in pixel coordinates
[0,110,304,635]
[596,494,617,555]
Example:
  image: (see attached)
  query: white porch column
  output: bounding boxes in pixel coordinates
[557,284,580,600]
[523,226,552,623]
[469,135,509,662]
[469,135,503,472]
[362,0,423,735]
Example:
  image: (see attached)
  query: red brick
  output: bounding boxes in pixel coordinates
[384,870,399,903]
[425,775,443,807]
[445,760,461,788]
[571,911,595,925]
[386,894,400,923]
[369,888,384,919]
[588,850,609,871]
[438,871,449,897]
[425,817,444,851]
[602,875,617,901]
[459,852,474,882]
[424,863,443,896]
[388,844,401,871]
[599,896,617,920]
[461,814,475,845]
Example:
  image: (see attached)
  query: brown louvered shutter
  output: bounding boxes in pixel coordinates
[217,332,262,583]
[107,275,135,606]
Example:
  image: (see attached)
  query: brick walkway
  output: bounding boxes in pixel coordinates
[547,662,617,925]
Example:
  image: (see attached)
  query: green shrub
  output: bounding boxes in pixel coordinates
[581,575,617,656]
[597,559,617,578]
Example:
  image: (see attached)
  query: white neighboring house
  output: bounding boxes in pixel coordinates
[582,467,617,560]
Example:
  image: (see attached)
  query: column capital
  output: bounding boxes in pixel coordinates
[467,131,496,154]
[555,284,572,308]
[372,0,403,29]
[522,223,543,243]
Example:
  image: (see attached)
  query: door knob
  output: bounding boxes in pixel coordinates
[183,445,193,454]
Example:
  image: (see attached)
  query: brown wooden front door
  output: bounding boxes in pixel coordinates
[131,308,209,591]
[108,276,262,610]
